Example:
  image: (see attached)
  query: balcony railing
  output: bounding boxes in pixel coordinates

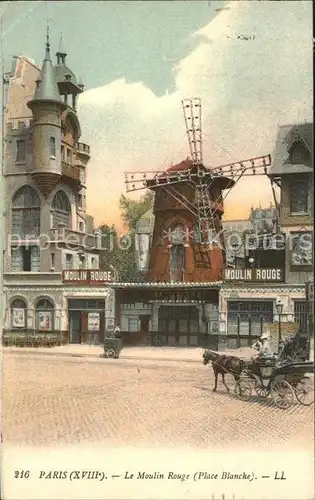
[61,161,80,182]
[77,142,90,157]
[48,228,98,249]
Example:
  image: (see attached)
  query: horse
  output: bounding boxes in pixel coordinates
[202,349,246,392]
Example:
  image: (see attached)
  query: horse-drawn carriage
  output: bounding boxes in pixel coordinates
[236,358,314,409]
[202,330,314,410]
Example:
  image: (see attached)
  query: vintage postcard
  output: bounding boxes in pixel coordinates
[0,1,313,499]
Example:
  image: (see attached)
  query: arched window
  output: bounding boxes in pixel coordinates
[12,185,40,238]
[35,298,54,331]
[50,137,56,157]
[10,298,27,329]
[169,225,186,282]
[51,190,71,228]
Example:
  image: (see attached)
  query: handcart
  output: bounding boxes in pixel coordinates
[103,337,122,359]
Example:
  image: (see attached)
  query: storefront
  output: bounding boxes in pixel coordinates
[219,267,307,344]
[114,282,222,346]
[68,299,106,344]
[3,270,115,344]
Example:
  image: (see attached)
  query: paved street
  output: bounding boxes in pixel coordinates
[3,353,313,452]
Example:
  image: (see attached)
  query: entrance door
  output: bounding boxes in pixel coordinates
[158,306,199,345]
[69,311,82,344]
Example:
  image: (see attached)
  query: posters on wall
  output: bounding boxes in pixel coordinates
[88,312,100,331]
[11,308,25,328]
[105,318,115,331]
[38,311,53,331]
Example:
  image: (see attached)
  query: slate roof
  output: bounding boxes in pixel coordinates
[30,41,62,105]
[268,122,313,177]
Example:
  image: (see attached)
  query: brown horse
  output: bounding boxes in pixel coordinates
[202,349,246,392]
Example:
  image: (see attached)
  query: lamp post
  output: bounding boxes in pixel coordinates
[248,257,255,269]
[276,302,283,353]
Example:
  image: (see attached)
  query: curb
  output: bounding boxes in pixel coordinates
[3,348,201,364]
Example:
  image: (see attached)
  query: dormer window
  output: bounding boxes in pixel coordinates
[290,176,309,215]
[289,141,310,165]
[50,137,56,158]
[65,74,72,81]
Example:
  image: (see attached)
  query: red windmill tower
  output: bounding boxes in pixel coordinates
[125,98,271,283]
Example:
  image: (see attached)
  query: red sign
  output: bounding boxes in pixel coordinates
[62,269,114,284]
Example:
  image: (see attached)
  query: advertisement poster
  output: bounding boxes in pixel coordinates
[105,318,115,331]
[1,2,313,500]
[11,308,25,328]
[88,312,100,332]
[38,311,52,332]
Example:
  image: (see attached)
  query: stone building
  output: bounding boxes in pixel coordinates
[3,36,115,343]
[219,122,313,343]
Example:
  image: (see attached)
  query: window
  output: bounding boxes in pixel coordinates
[294,301,308,332]
[61,145,65,161]
[169,224,186,282]
[227,301,274,336]
[35,298,54,331]
[290,179,309,214]
[11,185,41,239]
[290,142,310,165]
[128,318,140,332]
[16,140,26,162]
[50,137,56,157]
[10,298,27,329]
[51,253,55,268]
[77,194,83,209]
[91,257,97,269]
[11,245,40,272]
[66,149,71,163]
[79,222,84,232]
[65,253,73,269]
[291,232,313,266]
[51,190,71,228]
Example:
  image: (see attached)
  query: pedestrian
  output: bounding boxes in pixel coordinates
[259,331,273,357]
[114,325,121,339]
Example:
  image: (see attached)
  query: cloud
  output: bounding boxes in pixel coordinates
[77,0,312,228]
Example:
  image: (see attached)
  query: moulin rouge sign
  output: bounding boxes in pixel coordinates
[223,268,284,283]
[62,269,114,284]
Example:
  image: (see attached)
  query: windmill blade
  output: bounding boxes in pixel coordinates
[211,154,271,178]
[182,98,203,164]
[125,168,199,192]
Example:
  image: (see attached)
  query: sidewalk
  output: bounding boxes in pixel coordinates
[2,344,256,363]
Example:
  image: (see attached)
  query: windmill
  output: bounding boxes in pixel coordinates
[124,98,272,275]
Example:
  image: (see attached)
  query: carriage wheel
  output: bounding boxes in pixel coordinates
[254,382,270,398]
[271,380,295,409]
[105,349,116,359]
[294,377,314,406]
[234,379,252,401]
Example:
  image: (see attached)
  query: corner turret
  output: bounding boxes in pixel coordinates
[27,28,66,198]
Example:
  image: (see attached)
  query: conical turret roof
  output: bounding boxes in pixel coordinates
[56,34,67,57]
[29,31,62,106]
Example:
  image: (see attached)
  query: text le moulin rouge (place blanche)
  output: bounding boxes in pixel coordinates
[36,470,258,482]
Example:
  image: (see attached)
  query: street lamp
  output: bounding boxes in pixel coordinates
[276,301,283,352]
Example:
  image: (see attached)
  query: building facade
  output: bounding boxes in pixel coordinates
[116,122,313,348]
[220,123,313,342]
[3,37,115,343]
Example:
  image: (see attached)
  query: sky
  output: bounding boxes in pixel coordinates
[1,0,313,230]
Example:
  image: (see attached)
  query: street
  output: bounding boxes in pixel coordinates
[2,353,313,451]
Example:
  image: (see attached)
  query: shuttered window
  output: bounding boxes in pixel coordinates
[51,190,71,228]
